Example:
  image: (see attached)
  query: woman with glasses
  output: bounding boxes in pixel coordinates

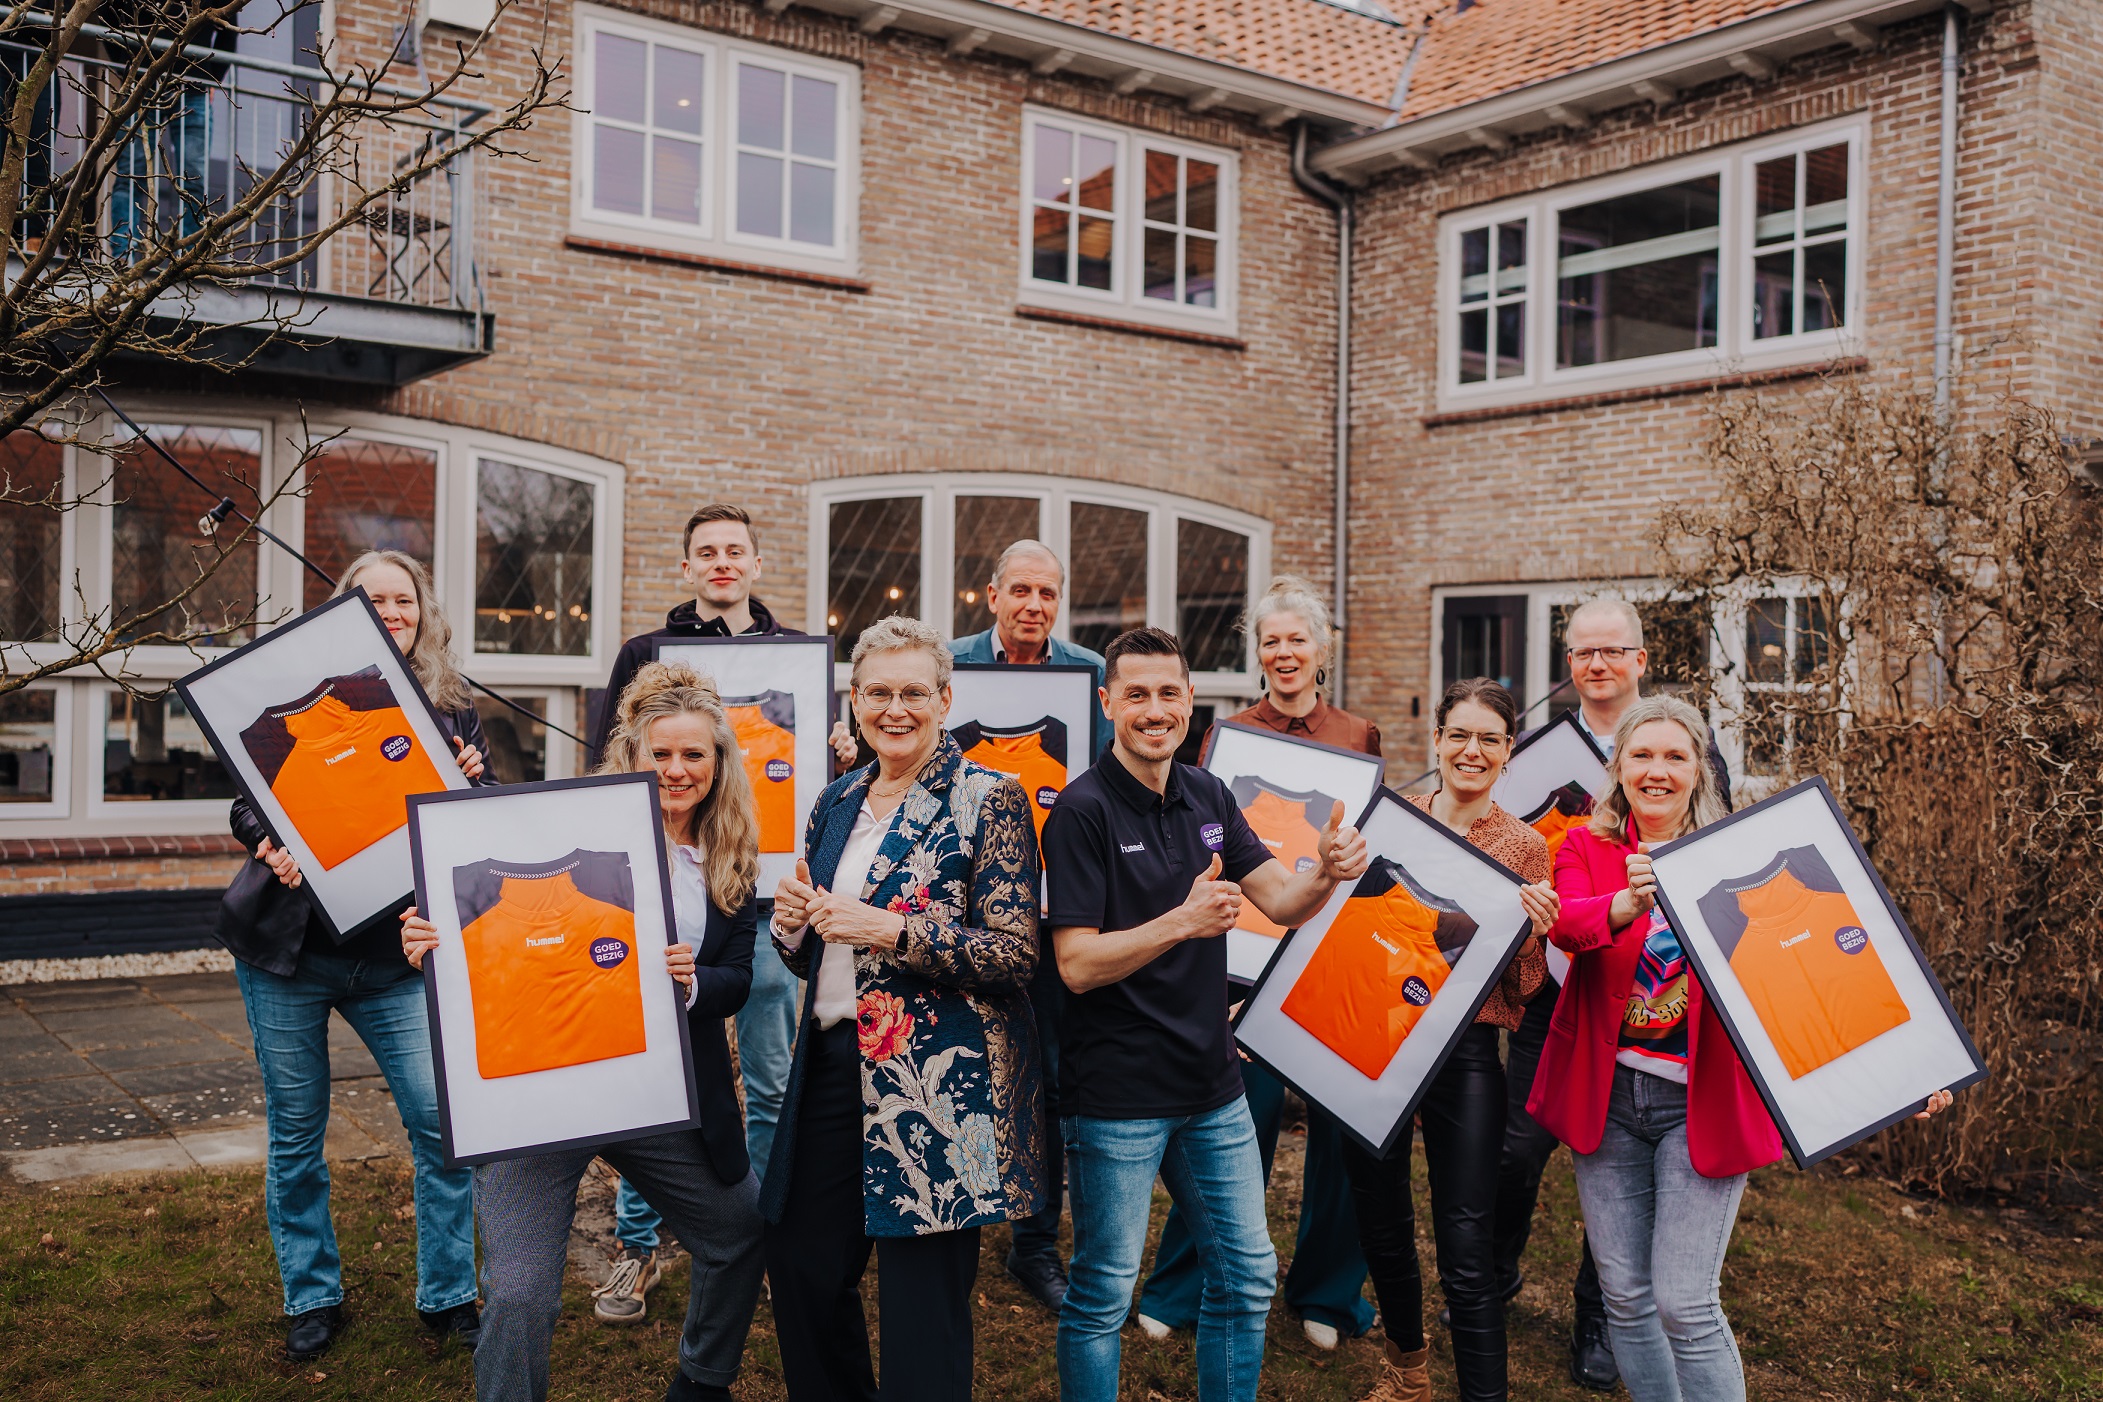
[1347,678,1557,1402]
[764,616,1048,1400]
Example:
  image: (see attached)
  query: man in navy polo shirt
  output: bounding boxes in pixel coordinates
[1043,627,1370,1402]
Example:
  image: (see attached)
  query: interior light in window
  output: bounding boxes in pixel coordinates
[828,614,839,627]
[887,586,902,600]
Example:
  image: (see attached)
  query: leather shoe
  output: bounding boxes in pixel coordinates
[418,1301,481,1351]
[1569,1313,1620,1390]
[1438,1271,1523,1328]
[1005,1248,1069,1313]
[664,1371,732,1402]
[285,1305,343,1361]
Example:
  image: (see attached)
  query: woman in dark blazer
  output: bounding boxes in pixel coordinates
[765,615,1048,1402]
[403,660,767,1402]
[216,549,486,1361]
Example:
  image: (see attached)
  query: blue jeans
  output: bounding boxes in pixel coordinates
[1059,1097,1277,1402]
[1141,1061,1372,1335]
[236,951,477,1316]
[737,914,798,1182]
[1573,1066,1748,1402]
[615,1175,662,1252]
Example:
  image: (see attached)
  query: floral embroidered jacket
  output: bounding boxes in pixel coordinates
[758,733,1050,1238]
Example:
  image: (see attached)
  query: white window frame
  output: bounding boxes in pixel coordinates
[570,4,861,278]
[1435,117,1865,411]
[460,448,621,685]
[1710,578,1850,799]
[808,473,1270,702]
[469,684,582,783]
[1017,106,1240,337]
[0,680,73,820]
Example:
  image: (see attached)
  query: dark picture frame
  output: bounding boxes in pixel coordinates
[1650,775,1987,1168]
[1234,788,1533,1157]
[409,772,701,1168]
[176,588,468,943]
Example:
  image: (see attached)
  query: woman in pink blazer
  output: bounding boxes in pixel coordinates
[1527,696,1943,1402]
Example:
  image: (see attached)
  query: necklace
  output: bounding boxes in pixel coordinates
[870,775,914,799]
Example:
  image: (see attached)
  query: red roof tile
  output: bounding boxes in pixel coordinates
[1399,0,1808,119]
[985,0,1420,107]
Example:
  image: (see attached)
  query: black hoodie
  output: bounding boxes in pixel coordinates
[587,595,801,767]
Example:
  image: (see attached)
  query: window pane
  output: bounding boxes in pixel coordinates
[1177,519,1247,672]
[474,693,547,784]
[1068,502,1147,655]
[1143,226,1177,301]
[1077,215,1113,290]
[1796,596,1834,676]
[790,75,837,160]
[595,33,646,124]
[1077,135,1116,212]
[0,688,56,803]
[1032,206,1069,283]
[1753,250,1794,339]
[737,152,784,237]
[1804,143,1848,214]
[1184,234,1216,308]
[1556,175,1720,367]
[1746,596,1787,683]
[475,459,595,656]
[653,135,703,224]
[0,428,64,642]
[1459,307,1489,382]
[827,497,921,662]
[1497,220,1526,273]
[1033,124,1072,203]
[654,45,703,134]
[1754,154,1795,243]
[1144,149,1178,223]
[952,496,1042,638]
[103,689,235,801]
[788,161,833,245]
[299,437,437,611]
[1495,301,1525,378]
[1803,240,1846,331]
[112,425,262,646]
[1186,161,1218,232]
[593,124,646,216]
[1460,226,1489,302]
[738,64,785,150]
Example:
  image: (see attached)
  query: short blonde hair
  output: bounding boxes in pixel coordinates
[850,615,953,688]
[1587,696,1728,843]
[1566,598,1646,651]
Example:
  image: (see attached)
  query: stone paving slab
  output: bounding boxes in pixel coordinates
[0,1074,111,1114]
[2,1099,166,1150]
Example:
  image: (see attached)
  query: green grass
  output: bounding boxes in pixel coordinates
[3,1152,2100,1400]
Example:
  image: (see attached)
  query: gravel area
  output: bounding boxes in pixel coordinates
[0,949,235,986]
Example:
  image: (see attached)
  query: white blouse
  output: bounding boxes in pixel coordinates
[789,800,892,1031]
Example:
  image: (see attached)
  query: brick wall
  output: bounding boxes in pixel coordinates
[0,838,246,898]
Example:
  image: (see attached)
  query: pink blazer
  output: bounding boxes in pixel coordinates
[1525,821,1783,1179]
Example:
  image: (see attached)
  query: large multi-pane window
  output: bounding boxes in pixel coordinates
[111,425,263,647]
[1441,123,1860,403]
[299,437,439,609]
[475,458,597,657]
[574,6,857,272]
[0,687,60,809]
[1739,593,1836,777]
[1021,109,1237,330]
[816,477,1266,686]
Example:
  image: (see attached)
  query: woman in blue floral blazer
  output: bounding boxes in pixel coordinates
[762,616,1048,1401]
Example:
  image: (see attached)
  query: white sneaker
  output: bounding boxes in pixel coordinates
[1303,1318,1340,1351]
[1135,1313,1172,1341]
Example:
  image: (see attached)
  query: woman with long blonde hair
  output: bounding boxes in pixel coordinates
[403,661,766,1402]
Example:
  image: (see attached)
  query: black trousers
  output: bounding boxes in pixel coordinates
[1009,944,1063,1261]
[1494,983,1605,1322]
[763,1021,982,1402]
[1343,1023,1507,1402]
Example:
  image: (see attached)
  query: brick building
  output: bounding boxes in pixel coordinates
[2,0,2096,957]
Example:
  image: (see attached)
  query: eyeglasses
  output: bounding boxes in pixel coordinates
[857,685,938,712]
[1568,646,1636,664]
[1438,728,1511,753]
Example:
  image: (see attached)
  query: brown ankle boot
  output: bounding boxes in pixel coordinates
[1360,1340,1431,1402]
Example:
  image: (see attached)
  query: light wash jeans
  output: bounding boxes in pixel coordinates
[614,1176,662,1251]
[1058,1096,1277,1402]
[736,913,798,1181]
[1572,1065,1749,1402]
[235,950,478,1316]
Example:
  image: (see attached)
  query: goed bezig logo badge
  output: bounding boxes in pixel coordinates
[764,759,793,782]
[590,937,630,969]
[1834,925,1870,955]
[380,735,413,762]
[1295,856,1318,874]
[1201,822,1224,852]
[1036,786,1060,810]
[1401,976,1433,1007]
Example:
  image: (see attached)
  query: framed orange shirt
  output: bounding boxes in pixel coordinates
[1226,776,1335,940]
[723,692,798,855]
[952,717,1069,839]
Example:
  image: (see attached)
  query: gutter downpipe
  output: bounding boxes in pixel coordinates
[1292,121,1354,708]
[1932,3,1962,429]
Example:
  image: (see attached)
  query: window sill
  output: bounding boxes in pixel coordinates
[1422,357,1868,428]
[564,235,871,293]
[0,834,246,861]
[1015,303,1245,350]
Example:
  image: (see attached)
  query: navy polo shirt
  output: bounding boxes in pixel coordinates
[1043,747,1273,1120]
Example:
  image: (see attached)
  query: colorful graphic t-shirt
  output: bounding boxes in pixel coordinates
[1616,909,1691,1082]
[723,692,796,855]
[1281,858,1478,1078]
[1226,775,1336,940]
[1697,845,1911,1080]
[1520,781,1595,867]
[454,849,647,1080]
[239,665,447,871]
[952,718,1069,839]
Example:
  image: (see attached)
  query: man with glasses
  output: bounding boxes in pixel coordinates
[1494,598,1731,1389]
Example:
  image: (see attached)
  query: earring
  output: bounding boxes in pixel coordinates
[1258,673,1269,694]
[1316,668,1328,687]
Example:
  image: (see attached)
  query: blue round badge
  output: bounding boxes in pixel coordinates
[764,759,792,782]
[590,937,630,969]
[1295,856,1318,873]
[1834,925,1870,955]
[1401,976,1433,1006]
[381,735,413,762]
[1036,786,1060,810]
[1201,822,1225,852]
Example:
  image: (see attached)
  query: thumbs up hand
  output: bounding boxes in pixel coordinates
[1624,842,1659,917]
[1179,852,1243,940]
[775,856,821,936]
[1317,800,1370,883]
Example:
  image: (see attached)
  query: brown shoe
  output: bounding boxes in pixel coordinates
[1360,1340,1432,1402]
[591,1245,661,1324]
